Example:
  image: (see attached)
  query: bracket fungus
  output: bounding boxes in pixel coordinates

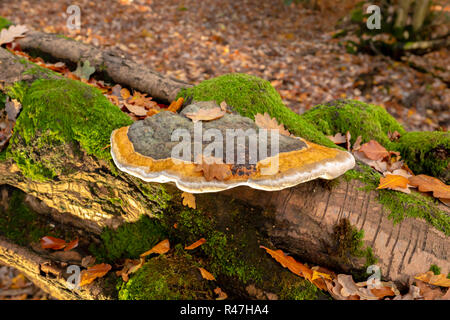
[111,101,355,193]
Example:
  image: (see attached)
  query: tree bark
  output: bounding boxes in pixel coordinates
[0,36,449,299]
[15,30,191,103]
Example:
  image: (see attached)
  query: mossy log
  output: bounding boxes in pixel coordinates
[0,33,449,300]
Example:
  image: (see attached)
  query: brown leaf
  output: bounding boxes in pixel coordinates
[415,280,445,300]
[185,238,206,250]
[195,155,232,181]
[0,25,29,46]
[168,97,184,113]
[359,140,390,160]
[181,192,196,209]
[185,107,225,122]
[377,174,410,192]
[116,258,145,282]
[254,112,291,136]
[63,237,79,251]
[408,174,450,199]
[352,135,362,151]
[415,271,450,287]
[40,236,67,250]
[79,263,112,287]
[5,98,21,121]
[124,102,148,117]
[388,130,401,141]
[370,286,395,299]
[120,88,131,100]
[199,267,215,280]
[81,255,96,268]
[140,239,170,257]
[214,287,228,300]
[260,246,312,280]
[327,133,346,144]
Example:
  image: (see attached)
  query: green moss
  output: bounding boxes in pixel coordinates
[0,17,12,30]
[117,254,214,300]
[168,207,262,284]
[429,264,441,275]
[7,78,132,181]
[0,189,61,245]
[177,73,335,147]
[333,218,377,267]
[302,99,405,147]
[345,163,450,236]
[393,131,449,183]
[4,81,29,102]
[89,215,167,262]
[279,279,321,300]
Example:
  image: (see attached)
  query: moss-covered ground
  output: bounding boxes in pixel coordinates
[0,16,11,30]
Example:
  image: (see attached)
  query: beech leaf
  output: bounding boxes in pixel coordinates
[185,238,206,250]
[185,107,225,122]
[359,140,390,160]
[79,263,112,287]
[199,267,215,281]
[181,192,196,209]
[140,239,170,257]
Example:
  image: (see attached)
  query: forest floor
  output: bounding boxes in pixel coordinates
[0,0,448,299]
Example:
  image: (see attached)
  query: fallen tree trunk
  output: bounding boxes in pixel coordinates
[0,33,449,299]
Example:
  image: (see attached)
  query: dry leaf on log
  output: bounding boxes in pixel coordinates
[415,271,450,287]
[377,174,410,193]
[254,112,291,137]
[181,192,196,209]
[259,246,312,280]
[408,174,450,200]
[195,155,232,181]
[116,258,145,282]
[140,239,170,257]
[199,267,215,281]
[359,140,390,160]
[0,25,29,46]
[168,97,184,113]
[185,107,226,122]
[185,238,206,250]
[79,263,112,287]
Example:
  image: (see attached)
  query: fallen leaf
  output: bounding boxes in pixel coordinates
[185,238,206,250]
[5,98,21,121]
[415,271,450,287]
[327,133,346,144]
[168,97,184,113]
[415,280,445,300]
[352,135,362,151]
[408,175,450,199]
[377,174,410,193]
[359,140,390,160]
[219,101,228,112]
[260,245,312,280]
[79,263,112,287]
[116,258,145,282]
[199,267,215,280]
[120,88,131,100]
[124,102,148,117]
[81,255,96,268]
[195,155,232,181]
[185,107,226,122]
[181,192,196,209]
[64,237,79,251]
[140,239,170,257]
[254,112,291,136]
[214,287,228,300]
[40,236,67,250]
[0,25,28,46]
[388,131,401,141]
[370,286,395,299]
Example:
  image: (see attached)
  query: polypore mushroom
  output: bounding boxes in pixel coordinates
[111,101,355,193]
